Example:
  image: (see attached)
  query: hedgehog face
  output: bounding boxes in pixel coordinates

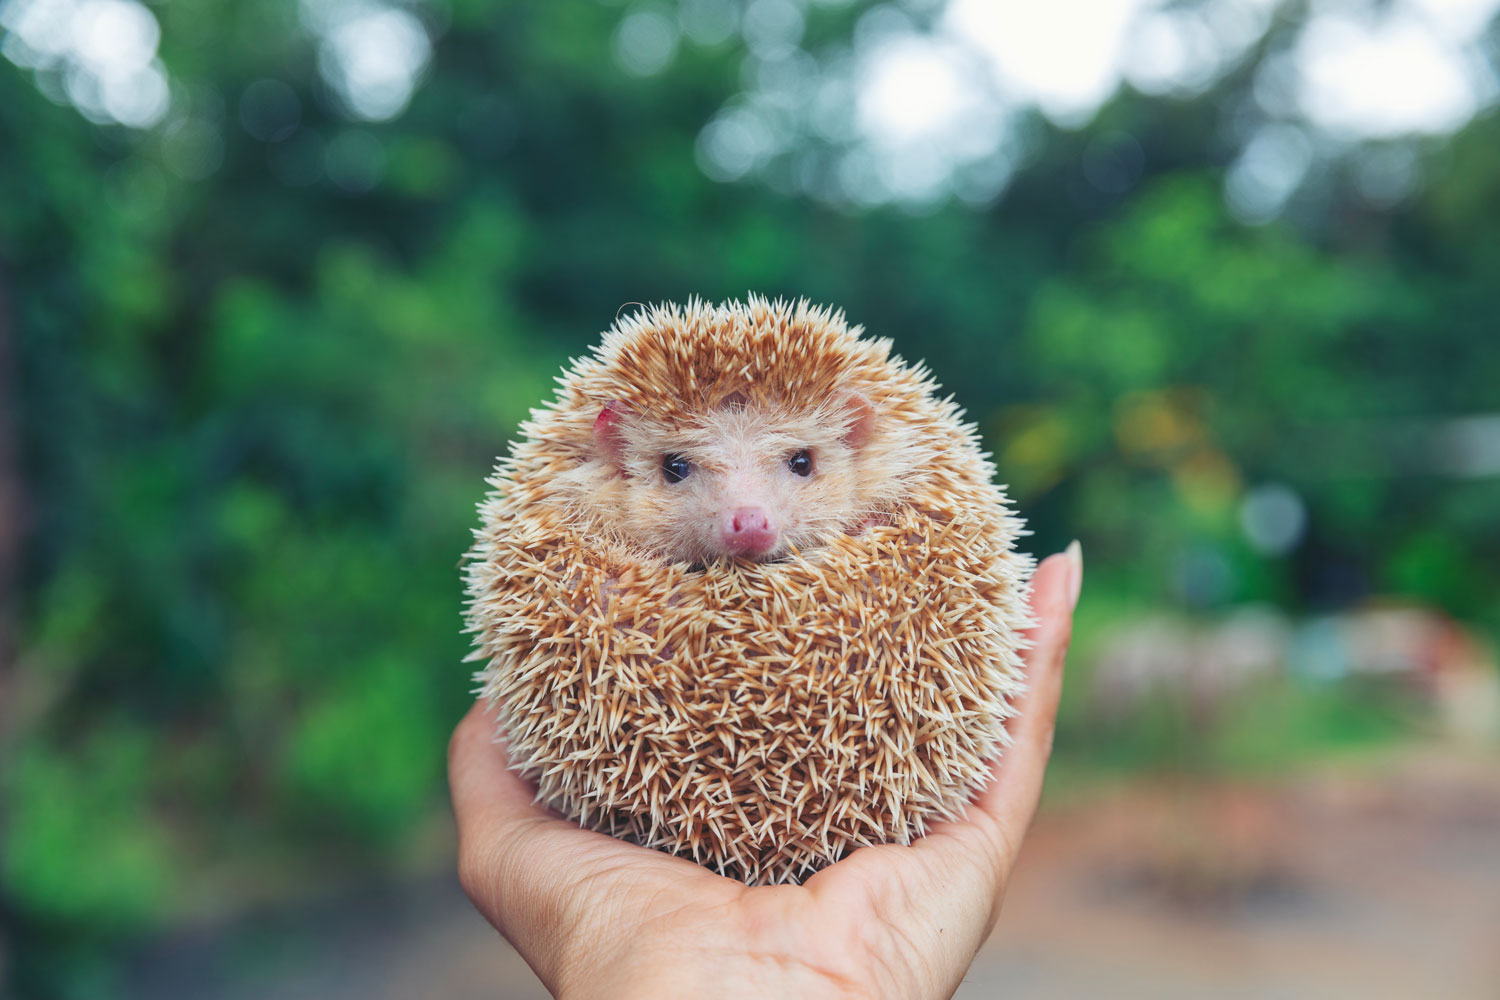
[592,393,876,563]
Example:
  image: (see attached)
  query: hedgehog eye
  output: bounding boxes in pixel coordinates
[787,449,814,477]
[661,454,692,484]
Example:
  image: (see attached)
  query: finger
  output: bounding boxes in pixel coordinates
[808,549,1078,997]
[448,701,597,983]
[447,699,555,832]
[891,544,1079,887]
[971,541,1080,841]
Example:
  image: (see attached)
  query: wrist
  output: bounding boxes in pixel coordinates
[551,917,914,1000]
[561,954,866,1000]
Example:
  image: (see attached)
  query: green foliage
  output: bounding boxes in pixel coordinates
[1053,671,1420,779]
[1210,676,1418,771]
[3,730,174,929]
[275,656,447,845]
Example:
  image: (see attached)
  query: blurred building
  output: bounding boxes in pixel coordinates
[1091,602,1500,742]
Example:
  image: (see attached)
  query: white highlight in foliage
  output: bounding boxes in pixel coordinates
[71,0,155,75]
[696,105,778,180]
[613,7,680,77]
[102,60,168,127]
[1123,9,1231,97]
[741,0,805,59]
[679,0,739,46]
[1240,483,1308,556]
[945,0,1150,127]
[854,35,1008,202]
[1435,415,1500,478]
[1292,8,1493,138]
[1225,123,1314,222]
[855,35,971,146]
[1,0,169,127]
[694,0,1500,210]
[308,0,431,121]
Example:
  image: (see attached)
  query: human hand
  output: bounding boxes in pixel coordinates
[448,542,1082,999]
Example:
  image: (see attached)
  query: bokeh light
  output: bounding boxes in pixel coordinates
[686,0,1500,211]
[304,0,432,122]
[612,6,681,76]
[1,0,170,127]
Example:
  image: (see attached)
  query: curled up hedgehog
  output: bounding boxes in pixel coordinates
[464,296,1033,885]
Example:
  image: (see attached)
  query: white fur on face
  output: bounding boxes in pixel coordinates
[612,400,869,563]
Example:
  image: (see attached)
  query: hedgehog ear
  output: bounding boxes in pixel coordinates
[593,401,631,466]
[839,392,877,449]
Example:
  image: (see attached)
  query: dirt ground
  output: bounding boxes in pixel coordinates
[130,745,1500,999]
[966,748,1500,999]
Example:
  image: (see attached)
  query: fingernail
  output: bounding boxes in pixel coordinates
[1064,539,1083,611]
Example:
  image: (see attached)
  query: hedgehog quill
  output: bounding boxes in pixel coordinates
[464,296,1033,885]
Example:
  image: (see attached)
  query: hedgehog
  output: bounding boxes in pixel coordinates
[464,296,1033,885]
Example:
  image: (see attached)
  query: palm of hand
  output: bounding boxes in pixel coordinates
[449,549,1079,999]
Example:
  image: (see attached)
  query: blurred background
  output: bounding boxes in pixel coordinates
[2,0,1499,996]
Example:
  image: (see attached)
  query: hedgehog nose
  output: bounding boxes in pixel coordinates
[722,506,776,555]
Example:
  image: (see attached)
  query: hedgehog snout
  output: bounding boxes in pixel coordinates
[721,506,777,556]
